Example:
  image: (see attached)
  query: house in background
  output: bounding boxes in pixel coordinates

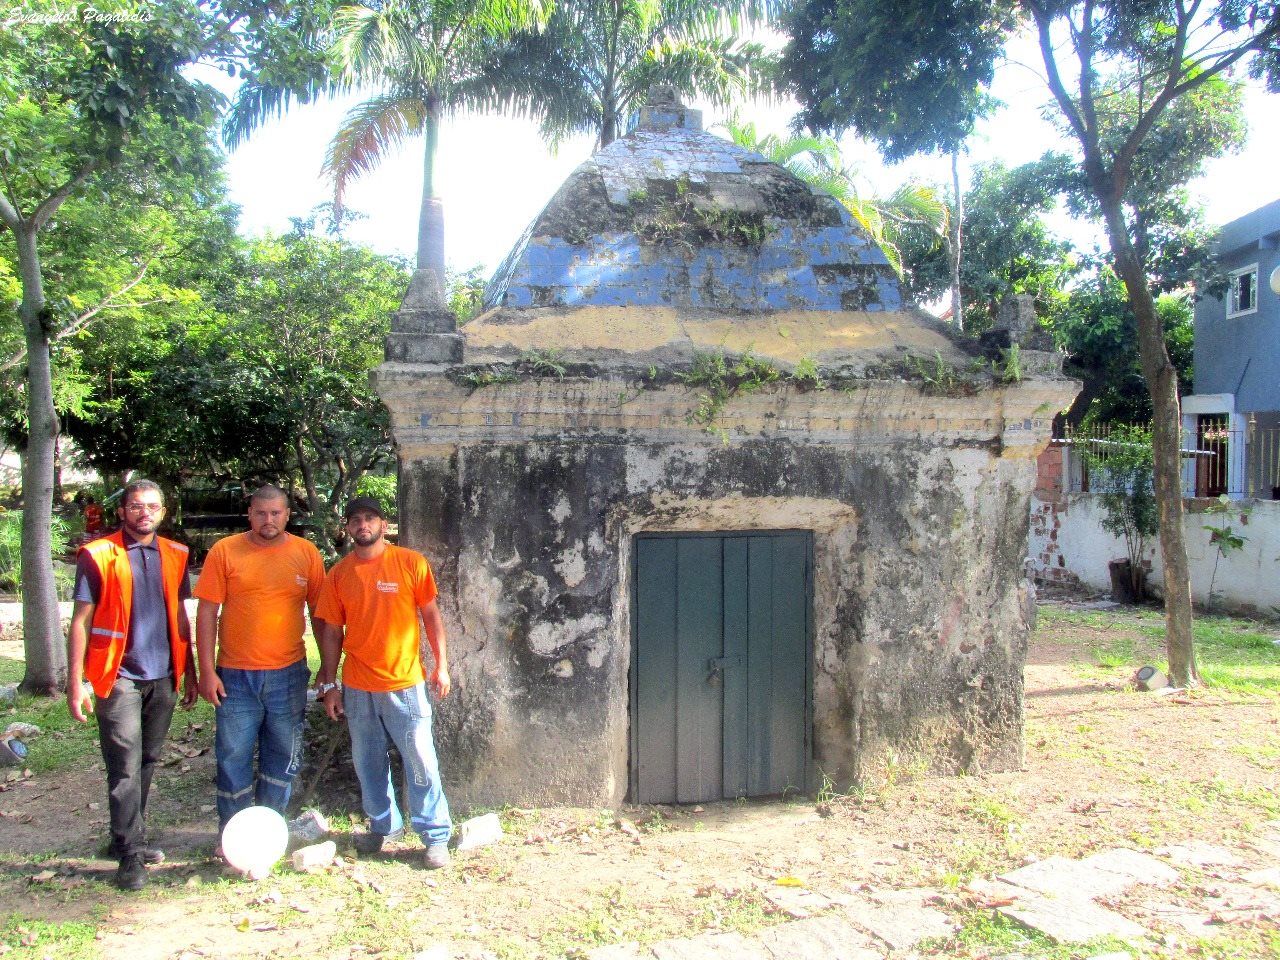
[1186,198,1280,499]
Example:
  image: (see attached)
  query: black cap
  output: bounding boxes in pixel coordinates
[343,496,385,520]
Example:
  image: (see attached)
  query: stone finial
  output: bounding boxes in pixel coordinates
[994,293,1055,351]
[386,267,464,364]
[633,86,702,133]
[995,294,1037,340]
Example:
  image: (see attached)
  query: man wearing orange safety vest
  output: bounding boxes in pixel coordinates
[67,479,197,891]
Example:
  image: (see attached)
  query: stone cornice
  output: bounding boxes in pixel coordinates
[376,367,1077,462]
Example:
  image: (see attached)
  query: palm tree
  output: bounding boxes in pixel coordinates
[474,0,779,150]
[722,119,948,277]
[224,0,551,305]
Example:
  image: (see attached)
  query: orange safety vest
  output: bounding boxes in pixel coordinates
[79,530,190,698]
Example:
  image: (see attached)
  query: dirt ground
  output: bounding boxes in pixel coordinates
[2,604,1279,959]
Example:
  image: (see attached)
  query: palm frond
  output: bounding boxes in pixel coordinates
[223,75,342,150]
[322,95,429,209]
[333,3,438,86]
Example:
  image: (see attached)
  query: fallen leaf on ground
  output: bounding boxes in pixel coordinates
[773,876,805,887]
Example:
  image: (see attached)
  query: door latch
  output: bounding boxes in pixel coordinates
[706,655,743,687]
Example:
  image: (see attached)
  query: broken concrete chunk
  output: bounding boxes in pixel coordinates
[455,812,504,851]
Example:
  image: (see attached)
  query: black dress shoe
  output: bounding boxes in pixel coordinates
[114,854,147,891]
[107,841,165,865]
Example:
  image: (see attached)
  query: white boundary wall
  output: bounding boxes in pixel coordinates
[1029,494,1280,614]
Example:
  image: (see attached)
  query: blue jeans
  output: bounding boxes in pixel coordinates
[214,659,309,829]
[344,683,452,846]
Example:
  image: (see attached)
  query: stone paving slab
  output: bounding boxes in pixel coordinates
[867,886,943,907]
[1244,835,1280,859]
[1243,867,1280,889]
[1154,841,1240,867]
[755,914,883,960]
[1141,901,1222,938]
[999,855,1135,899]
[585,944,650,960]
[842,898,954,950]
[762,885,832,918]
[998,893,1147,944]
[1082,848,1180,888]
[964,877,1028,904]
[650,931,770,960]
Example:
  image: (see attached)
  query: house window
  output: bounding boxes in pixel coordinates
[1227,264,1258,317]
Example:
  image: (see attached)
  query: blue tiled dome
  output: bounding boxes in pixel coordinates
[483,94,901,315]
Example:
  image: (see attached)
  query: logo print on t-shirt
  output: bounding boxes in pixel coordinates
[376,580,399,593]
[295,574,308,587]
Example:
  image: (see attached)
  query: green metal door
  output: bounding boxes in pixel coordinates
[632,531,811,804]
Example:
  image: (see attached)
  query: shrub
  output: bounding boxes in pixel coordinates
[355,474,397,521]
[0,510,74,598]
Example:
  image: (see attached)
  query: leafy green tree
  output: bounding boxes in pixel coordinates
[779,0,1276,688]
[213,226,410,553]
[4,118,238,460]
[721,119,947,277]
[72,224,411,555]
[899,156,1077,330]
[447,264,488,324]
[1046,271,1193,425]
[480,0,778,149]
[0,0,334,694]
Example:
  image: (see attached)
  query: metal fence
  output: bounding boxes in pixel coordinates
[1054,418,1280,500]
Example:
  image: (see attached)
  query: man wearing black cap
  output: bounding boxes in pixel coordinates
[313,497,453,869]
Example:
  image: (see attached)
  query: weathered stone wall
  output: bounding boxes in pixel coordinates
[384,370,1072,807]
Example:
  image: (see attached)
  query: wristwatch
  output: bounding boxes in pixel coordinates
[316,682,338,697]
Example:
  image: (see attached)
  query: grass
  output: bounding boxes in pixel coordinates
[0,678,104,774]
[536,885,663,958]
[0,915,100,960]
[1040,606,1280,692]
[924,909,1141,959]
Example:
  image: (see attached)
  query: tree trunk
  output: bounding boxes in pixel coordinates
[1099,198,1199,687]
[949,149,964,331]
[14,224,66,696]
[411,95,447,309]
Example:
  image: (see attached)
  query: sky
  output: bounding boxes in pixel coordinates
[220,34,1280,281]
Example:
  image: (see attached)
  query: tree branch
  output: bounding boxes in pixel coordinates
[30,161,96,233]
[0,254,162,371]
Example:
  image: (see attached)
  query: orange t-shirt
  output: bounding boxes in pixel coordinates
[193,532,325,670]
[315,544,437,693]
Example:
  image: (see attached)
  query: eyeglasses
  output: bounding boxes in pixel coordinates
[124,503,164,514]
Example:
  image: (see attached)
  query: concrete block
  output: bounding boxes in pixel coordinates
[455,812,503,851]
[384,333,464,364]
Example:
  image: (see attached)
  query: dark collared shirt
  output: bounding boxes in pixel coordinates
[74,531,191,681]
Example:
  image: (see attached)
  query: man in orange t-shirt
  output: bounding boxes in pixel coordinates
[315,496,452,869]
[194,485,325,834]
